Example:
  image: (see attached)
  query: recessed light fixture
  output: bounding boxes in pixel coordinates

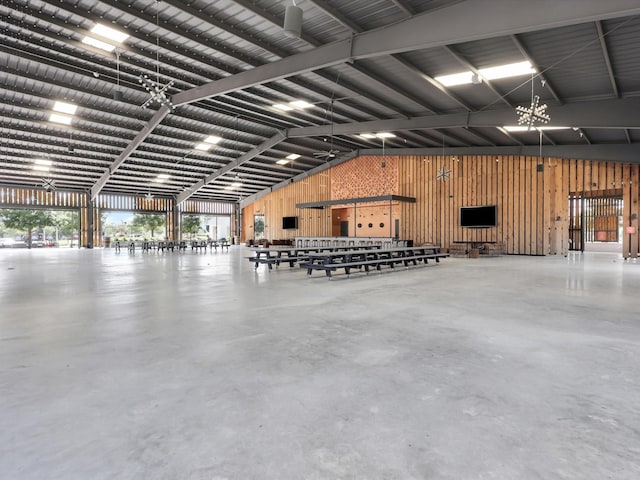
[33,160,52,172]
[272,100,313,111]
[435,61,536,87]
[480,61,535,81]
[273,103,294,111]
[224,185,234,190]
[53,101,77,115]
[156,174,170,182]
[81,25,129,53]
[90,24,130,43]
[359,132,396,139]
[290,100,313,109]
[204,135,222,144]
[434,71,476,87]
[276,159,289,165]
[231,182,242,188]
[49,113,72,125]
[286,153,301,160]
[195,143,212,151]
[81,36,117,53]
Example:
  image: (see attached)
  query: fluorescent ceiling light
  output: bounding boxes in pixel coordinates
[195,143,212,151]
[276,159,289,165]
[480,61,535,80]
[436,61,536,87]
[34,159,53,166]
[434,71,475,87]
[231,182,242,187]
[502,125,570,132]
[33,165,50,172]
[90,24,129,43]
[273,100,313,111]
[290,100,313,109]
[286,153,300,160]
[157,173,170,179]
[49,113,72,125]
[359,132,396,139]
[273,103,294,111]
[224,185,234,190]
[81,36,117,53]
[53,101,77,115]
[204,135,222,144]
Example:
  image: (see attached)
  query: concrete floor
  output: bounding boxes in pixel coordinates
[1,247,639,479]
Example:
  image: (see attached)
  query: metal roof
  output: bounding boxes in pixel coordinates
[1,0,640,203]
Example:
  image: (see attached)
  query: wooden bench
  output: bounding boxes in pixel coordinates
[211,241,230,251]
[246,254,309,269]
[301,252,450,278]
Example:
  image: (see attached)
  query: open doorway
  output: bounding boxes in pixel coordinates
[0,208,79,249]
[568,193,623,253]
[253,214,265,240]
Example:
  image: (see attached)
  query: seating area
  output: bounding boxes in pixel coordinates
[113,239,229,253]
[246,243,448,279]
[300,246,449,279]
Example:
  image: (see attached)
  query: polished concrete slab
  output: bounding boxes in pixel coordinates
[1,247,639,479]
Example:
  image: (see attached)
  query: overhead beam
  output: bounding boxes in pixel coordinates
[356,144,640,164]
[99,0,640,201]
[91,106,170,200]
[173,0,640,106]
[176,131,287,204]
[287,98,640,137]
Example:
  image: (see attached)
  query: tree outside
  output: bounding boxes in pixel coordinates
[254,215,265,239]
[132,214,165,239]
[0,209,55,248]
[182,215,202,239]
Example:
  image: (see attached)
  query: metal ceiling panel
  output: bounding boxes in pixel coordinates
[2,1,640,203]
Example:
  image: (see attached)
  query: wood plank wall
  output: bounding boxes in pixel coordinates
[242,155,640,257]
[241,171,331,242]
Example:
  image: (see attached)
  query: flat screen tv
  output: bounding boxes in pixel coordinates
[282,216,298,229]
[460,205,497,228]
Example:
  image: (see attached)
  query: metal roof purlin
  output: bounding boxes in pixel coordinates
[91,106,170,200]
[172,0,640,106]
[87,0,640,202]
[175,130,287,205]
[286,98,640,138]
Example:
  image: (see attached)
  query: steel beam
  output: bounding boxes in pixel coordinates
[287,98,640,137]
[91,106,170,200]
[176,131,287,204]
[173,0,640,106]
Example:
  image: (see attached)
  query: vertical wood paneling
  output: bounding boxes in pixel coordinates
[630,165,639,258]
[239,154,639,256]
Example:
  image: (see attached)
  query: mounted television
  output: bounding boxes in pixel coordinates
[460,205,497,228]
[282,216,298,229]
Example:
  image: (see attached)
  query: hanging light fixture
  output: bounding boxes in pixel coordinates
[283,1,303,38]
[139,0,175,111]
[113,49,123,101]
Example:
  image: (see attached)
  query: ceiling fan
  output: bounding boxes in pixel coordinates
[313,98,342,161]
[42,177,56,192]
